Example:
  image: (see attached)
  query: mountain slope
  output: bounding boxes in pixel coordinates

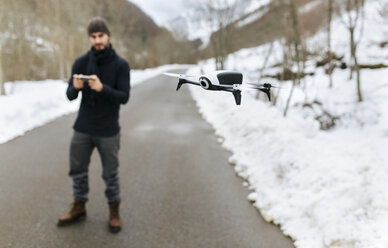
[0,0,196,83]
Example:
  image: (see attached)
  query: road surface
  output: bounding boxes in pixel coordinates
[0,72,294,248]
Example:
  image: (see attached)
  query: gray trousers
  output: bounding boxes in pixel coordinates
[69,131,121,203]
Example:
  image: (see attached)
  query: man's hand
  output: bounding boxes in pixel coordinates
[73,74,84,90]
[89,75,103,92]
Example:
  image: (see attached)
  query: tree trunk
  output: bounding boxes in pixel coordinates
[58,49,66,79]
[273,87,281,106]
[284,0,303,116]
[328,0,333,88]
[349,27,355,80]
[328,67,333,88]
[0,45,4,96]
[290,0,303,83]
[350,26,363,101]
[284,79,296,117]
[354,54,363,101]
[211,37,221,70]
[256,42,274,99]
[218,27,226,70]
[55,0,66,79]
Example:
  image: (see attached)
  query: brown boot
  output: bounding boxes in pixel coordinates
[108,202,122,233]
[57,199,86,226]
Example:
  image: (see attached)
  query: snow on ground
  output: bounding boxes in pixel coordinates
[0,64,192,144]
[188,67,388,247]
[186,1,388,247]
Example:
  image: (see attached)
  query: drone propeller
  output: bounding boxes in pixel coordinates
[245,83,283,89]
[243,82,281,102]
[163,72,182,78]
[163,72,198,78]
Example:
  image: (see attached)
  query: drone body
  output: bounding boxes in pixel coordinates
[163,70,275,105]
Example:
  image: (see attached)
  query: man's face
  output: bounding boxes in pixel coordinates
[89,32,109,51]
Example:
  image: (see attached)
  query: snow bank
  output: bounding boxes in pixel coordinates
[188,65,388,248]
[0,64,192,144]
[0,80,79,144]
[186,1,388,247]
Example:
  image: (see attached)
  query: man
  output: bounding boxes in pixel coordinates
[58,17,130,233]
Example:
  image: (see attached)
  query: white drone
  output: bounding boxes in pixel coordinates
[163,71,277,105]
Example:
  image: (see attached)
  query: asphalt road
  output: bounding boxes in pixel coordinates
[0,72,294,248]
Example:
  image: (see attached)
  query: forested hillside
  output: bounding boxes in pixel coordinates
[199,0,387,72]
[194,0,332,68]
[0,0,198,85]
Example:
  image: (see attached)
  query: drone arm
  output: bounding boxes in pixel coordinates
[243,83,274,102]
[176,79,185,91]
[184,79,200,86]
[259,88,271,101]
[176,78,200,91]
[232,90,242,105]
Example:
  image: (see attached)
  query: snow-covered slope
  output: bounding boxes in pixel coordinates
[188,67,388,247]
[186,1,388,247]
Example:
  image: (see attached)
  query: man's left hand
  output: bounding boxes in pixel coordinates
[89,75,103,92]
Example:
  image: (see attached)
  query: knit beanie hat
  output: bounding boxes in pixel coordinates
[87,17,111,36]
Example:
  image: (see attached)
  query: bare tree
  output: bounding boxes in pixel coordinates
[255,41,274,101]
[258,42,274,81]
[339,0,365,102]
[327,0,334,88]
[0,0,5,95]
[7,1,28,80]
[282,0,305,117]
[191,0,248,70]
[0,0,195,83]
[168,16,190,42]
[0,45,4,95]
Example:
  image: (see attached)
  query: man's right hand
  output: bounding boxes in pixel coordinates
[73,74,84,90]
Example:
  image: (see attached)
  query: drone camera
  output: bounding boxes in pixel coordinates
[199,77,211,90]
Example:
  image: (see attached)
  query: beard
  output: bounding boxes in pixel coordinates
[94,43,106,50]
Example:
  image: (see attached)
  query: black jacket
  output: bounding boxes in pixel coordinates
[66,45,130,137]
